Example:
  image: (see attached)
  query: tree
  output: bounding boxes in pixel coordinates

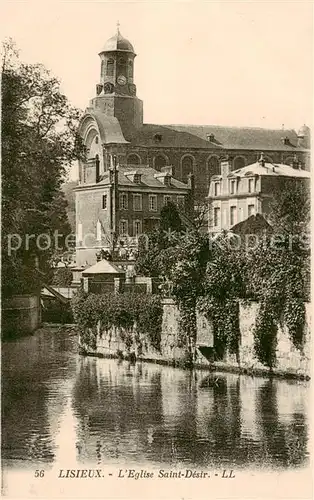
[135,201,185,277]
[2,39,84,297]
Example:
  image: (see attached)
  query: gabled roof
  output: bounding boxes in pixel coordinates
[129,123,306,151]
[82,259,124,275]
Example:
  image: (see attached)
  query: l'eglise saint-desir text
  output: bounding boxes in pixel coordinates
[118,469,235,479]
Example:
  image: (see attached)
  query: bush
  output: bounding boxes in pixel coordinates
[71,290,163,352]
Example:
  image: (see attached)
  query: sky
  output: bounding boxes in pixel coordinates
[2,0,313,132]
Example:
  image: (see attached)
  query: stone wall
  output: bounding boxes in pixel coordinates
[80,298,311,378]
[2,295,41,338]
[223,301,311,377]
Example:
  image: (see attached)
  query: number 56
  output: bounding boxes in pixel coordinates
[34,470,45,478]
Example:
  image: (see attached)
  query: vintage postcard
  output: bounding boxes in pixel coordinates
[1,1,312,499]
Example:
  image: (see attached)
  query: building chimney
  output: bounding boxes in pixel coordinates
[220,156,232,177]
[187,173,195,214]
[258,152,265,167]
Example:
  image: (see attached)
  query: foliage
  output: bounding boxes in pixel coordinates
[2,39,83,298]
[283,297,306,351]
[51,267,73,287]
[71,290,163,352]
[135,202,186,277]
[253,300,278,368]
[268,178,310,236]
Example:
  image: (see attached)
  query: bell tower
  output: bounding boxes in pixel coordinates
[90,23,143,140]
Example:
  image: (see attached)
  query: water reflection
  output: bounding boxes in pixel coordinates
[1,329,310,470]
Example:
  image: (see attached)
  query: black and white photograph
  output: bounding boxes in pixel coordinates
[1,1,312,498]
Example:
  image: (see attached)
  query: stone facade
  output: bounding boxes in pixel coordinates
[79,298,311,378]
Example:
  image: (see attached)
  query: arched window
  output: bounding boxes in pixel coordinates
[127,153,141,165]
[154,155,167,172]
[233,156,246,170]
[106,59,114,77]
[283,156,293,166]
[207,155,220,183]
[101,60,105,78]
[181,155,194,183]
[118,57,127,74]
[264,154,273,163]
[128,60,133,79]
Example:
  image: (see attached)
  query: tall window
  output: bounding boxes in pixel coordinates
[102,194,107,209]
[214,182,220,196]
[234,157,246,170]
[230,206,236,226]
[177,196,185,207]
[119,219,128,236]
[164,195,171,206]
[149,195,157,211]
[133,220,142,237]
[128,60,133,79]
[207,156,220,183]
[127,154,140,165]
[213,207,220,227]
[154,155,167,172]
[248,204,255,217]
[119,193,128,210]
[230,180,236,195]
[181,156,194,183]
[248,178,254,193]
[133,194,142,211]
[106,59,114,77]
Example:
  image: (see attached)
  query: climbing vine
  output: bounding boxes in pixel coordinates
[253,299,278,368]
[71,290,163,352]
[284,297,306,351]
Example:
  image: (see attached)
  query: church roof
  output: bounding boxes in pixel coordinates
[129,123,306,151]
[80,110,128,144]
[100,30,135,54]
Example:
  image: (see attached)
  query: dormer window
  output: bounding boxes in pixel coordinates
[154,172,172,185]
[230,179,236,195]
[214,182,220,196]
[207,133,215,142]
[281,136,290,145]
[248,178,254,193]
[164,175,171,186]
[124,170,142,183]
[154,134,162,143]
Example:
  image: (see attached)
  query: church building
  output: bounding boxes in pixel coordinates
[75,25,310,266]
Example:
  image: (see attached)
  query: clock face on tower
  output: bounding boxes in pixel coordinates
[117,75,127,86]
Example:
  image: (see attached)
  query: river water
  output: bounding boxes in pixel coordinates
[2,327,310,471]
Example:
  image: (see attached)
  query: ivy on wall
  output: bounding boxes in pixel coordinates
[71,290,163,352]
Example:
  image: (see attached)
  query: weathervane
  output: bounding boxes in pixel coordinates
[117,20,120,34]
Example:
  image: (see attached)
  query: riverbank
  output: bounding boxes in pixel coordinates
[76,298,311,381]
[78,345,311,381]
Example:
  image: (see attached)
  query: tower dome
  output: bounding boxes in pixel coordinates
[99,24,135,54]
[297,124,310,138]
